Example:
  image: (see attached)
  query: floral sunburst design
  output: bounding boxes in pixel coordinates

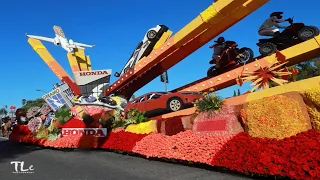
[236,51,298,92]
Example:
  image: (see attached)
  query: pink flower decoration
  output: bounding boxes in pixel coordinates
[40,114,46,121]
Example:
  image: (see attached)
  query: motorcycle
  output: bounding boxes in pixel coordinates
[207,40,254,78]
[257,17,320,56]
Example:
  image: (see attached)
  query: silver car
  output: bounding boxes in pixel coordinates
[114,25,169,77]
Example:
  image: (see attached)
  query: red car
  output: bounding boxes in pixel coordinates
[124,91,203,118]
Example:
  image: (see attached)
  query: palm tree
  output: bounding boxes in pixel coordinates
[0,108,8,117]
[22,99,27,106]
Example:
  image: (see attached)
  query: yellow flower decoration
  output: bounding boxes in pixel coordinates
[243,95,307,139]
[304,86,320,130]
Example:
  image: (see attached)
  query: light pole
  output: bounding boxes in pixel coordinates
[36,89,48,93]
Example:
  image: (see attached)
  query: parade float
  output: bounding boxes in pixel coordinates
[10,0,320,179]
[10,78,320,179]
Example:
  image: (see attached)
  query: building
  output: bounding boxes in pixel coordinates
[42,83,75,111]
[74,69,112,97]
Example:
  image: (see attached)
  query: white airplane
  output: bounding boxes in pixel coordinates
[26,25,95,52]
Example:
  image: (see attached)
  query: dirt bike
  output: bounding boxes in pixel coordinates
[207,41,254,78]
[257,17,320,56]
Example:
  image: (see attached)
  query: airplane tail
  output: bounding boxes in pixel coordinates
[53,25,66,38]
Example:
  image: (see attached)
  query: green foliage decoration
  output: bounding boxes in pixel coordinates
[125,109,149,125]
[193,89,223,113]
[111,109,127,128]
[54,105,73,125]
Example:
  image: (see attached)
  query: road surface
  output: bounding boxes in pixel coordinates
[0,137,256,180]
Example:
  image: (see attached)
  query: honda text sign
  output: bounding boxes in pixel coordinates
[74,69,112,98]
[62,128,107,137]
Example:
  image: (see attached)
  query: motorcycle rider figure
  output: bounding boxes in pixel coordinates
[209,37,228,68]
[258,12,291,37]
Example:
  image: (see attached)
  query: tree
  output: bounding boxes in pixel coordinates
[22,99,27,106]
[315,59,320,69]
[22,98,46,111]
[0,108,8,117]
[269,58,320,88]
[294,58,320,80]
[233,90,237,97]
[237,89,241,96]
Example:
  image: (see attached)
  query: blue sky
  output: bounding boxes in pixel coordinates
[1,0,319,108]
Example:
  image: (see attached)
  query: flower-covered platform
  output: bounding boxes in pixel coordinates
[10,85,320,180]
[10,120,320,180]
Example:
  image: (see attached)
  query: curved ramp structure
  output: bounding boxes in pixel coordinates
[104,0,270,99]
[173,35,320,93]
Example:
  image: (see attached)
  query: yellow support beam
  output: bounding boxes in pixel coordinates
[67,48,93,79]
[154,30,173,50]
[86,55,92,70]
[28,38,73,82]
[75,48,90,71]
[67,52,81,79]
[172,0,258,47]
[28,38,80,94]
[137,30,173,66]
[105,0,270,97]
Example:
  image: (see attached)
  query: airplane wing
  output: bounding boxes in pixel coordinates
[73,42,95,48]
[76,46,84,49]
[66,44,84,49]
[26,34,55,43]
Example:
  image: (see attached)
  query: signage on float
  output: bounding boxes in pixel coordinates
[79,70,109,76]
[42,89,60,99]
[74,69,112,86]
[61,128,107,137]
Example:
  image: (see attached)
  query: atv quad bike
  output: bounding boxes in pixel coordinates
[257,17,319,56]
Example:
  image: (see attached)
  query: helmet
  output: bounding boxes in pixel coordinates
[270,12,283,19]
[214,37,225,44]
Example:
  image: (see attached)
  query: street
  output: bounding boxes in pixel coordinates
[0,138,255,180]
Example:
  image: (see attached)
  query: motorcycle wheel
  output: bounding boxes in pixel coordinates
[238,47,254,64]
[207,66,216,78]
[258,42,277,56]
[298,26,320,41]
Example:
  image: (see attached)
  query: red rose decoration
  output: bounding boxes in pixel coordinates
[8,118,320,180]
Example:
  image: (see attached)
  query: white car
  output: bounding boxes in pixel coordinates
[72,95,127,111]
[114,25,169,77]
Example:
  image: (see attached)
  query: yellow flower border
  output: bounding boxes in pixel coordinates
[304,86,320,130]
[243,95,307,139]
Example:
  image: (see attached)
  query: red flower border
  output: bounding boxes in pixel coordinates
[9,121,320,180]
